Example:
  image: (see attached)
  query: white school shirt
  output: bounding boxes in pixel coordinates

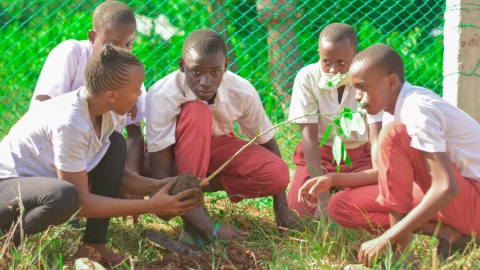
[31,39,146,126]
[146,70,275,152]
[383,82,480,181]
[288,63,382,149]
[0,88,126,180]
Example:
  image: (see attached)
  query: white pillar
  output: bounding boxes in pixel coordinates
[443,0,480,122]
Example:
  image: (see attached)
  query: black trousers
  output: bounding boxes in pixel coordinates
[0,177,79,244]
[83,131,126,244]
[0,131,126,245]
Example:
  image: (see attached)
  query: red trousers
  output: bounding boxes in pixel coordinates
[375,122,480,236]
[174,101,289,203]
[286,141,373,217]
[328,122,480,234]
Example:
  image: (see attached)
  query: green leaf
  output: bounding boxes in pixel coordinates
[333,118,344,136]
[327,73,346,87]
[350,112,366,135]
[344,153,352,167]
[332,135,342,167]
[342,107,353,114]
[319,123,332,147]
[340,115,352,137]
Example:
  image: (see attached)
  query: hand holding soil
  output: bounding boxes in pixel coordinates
[148,177,203,217]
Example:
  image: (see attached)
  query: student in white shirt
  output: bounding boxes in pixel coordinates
[0,45,201,265]
[287,23,383,225]
[31,1,147,181]
[301,44,480,267]
[147,29,297,246]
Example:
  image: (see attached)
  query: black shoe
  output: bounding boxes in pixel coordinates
[437,235,480,261]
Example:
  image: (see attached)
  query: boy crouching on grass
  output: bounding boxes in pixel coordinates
[287,23,383,229]
[146,29,299,246]
[302,43,480,267]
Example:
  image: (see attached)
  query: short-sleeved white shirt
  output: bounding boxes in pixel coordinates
[383,82,480,181]
[0,88,126,179]
[288,63,382,149]
[31,39,146,126]
[146,70,275,153]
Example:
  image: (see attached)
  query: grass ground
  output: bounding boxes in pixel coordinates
[1,192,479,269]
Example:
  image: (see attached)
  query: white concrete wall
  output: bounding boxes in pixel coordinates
[443,0,480,122]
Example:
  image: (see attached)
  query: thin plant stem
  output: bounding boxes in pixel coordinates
[200,112,330,186]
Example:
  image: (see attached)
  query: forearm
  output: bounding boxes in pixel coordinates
[120,170,164,196]
[330,168,378,188]
[77,192,153,218]
[303,141,325,178]
[126,125,145,174]
[259,137,282,158]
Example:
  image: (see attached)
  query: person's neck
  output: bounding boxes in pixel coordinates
[385,82,404,115]
[85,90,109,121]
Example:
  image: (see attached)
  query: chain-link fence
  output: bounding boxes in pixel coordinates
[0,0,445,162]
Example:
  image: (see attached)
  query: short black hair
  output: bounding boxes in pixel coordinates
[85,44,143,95]
[352,43,405,82]
[319,23,358,49]
[92,1,136,32]
[182,29,227,57]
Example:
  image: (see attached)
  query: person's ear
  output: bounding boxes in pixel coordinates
[178,57,185,73]
[224,56,229,72]
[104,90,116,103]
[388,74,399,90]
[88,30,97,45]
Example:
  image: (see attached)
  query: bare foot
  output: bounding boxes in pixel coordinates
[214,224,249,241]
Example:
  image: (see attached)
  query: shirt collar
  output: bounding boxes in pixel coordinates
[393,81,413,121]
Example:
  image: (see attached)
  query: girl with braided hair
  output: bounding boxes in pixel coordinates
[0,45,202,265]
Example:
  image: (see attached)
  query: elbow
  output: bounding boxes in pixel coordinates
[437,182,460,201]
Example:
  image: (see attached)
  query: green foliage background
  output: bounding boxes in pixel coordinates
[0,0,444,161]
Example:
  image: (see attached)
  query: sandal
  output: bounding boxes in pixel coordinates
[437,235,480,261]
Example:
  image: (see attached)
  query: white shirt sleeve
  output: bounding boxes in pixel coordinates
[52,123,88,172]
[237,88,275,144]
[145,91,180,152]
[403,100,446,153]
[288,67,319,123]
[32,41,81,104]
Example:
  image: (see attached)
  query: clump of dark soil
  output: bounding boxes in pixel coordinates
[169,173,203,201]
[143,242,270,270]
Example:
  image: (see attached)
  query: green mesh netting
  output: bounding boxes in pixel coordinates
[0,0,445,163]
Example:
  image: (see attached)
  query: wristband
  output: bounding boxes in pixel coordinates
[210,222,220,241]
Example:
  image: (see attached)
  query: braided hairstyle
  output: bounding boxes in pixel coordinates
[352,43,405,82]
[182,29,226,57]
[319,23,358,49]
[84,44,143,95]
[92,1,136,31]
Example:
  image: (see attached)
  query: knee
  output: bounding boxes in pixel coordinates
[265,157,290,194]
[181,101,211,121]
[327,191,357,227]
[109,131,127,157]
[48,182,80,221]
[177,101,212,132]
[378,122,408,147]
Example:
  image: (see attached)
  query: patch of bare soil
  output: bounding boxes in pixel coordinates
[142,242,270,270]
